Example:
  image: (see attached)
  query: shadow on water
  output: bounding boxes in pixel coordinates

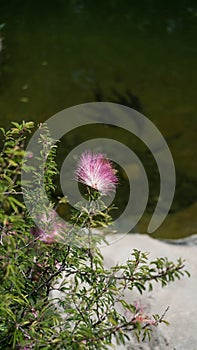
[94,86,143,113]
[94,87,197,211]
[54,87,197,238]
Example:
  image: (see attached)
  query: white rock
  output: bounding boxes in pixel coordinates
[101,233,197,350]
[51,233,197,349]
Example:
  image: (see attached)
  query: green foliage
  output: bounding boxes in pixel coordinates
[0,122,189,349]
[0,121,34,234]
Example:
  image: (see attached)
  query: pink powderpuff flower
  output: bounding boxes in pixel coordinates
[30,211,67,244]
[132,314,156,326]
[75,151,118,195]
[132,300,156,326]
[124,300,156,326]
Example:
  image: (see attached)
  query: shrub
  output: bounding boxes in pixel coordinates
[0,122,189,349]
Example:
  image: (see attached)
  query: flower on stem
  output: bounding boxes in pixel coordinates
[75,151,118,195]
[132,314,156,326]
[124,300,156,326]
[132,300,156,326]
[30,211,67,244]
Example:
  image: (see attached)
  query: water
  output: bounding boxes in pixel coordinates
[0,0,197,239]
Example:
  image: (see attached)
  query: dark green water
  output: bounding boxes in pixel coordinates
[0,0,197,238]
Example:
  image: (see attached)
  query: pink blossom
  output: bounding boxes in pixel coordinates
[75,151,118,195]
[124,301,156,326]
[26,151,33,159]
[30,211,67,244]
[132,314,156,325]
[31,308,38,318]
[132,300,156,326]
[133,300,145,314]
